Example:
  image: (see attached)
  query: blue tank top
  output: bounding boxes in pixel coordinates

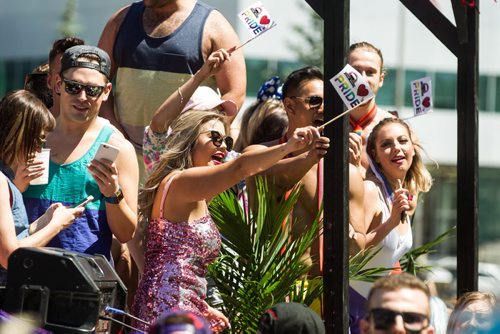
[23,126,115,260]
[114,1,213,74]
[112,1,217,149]
[0,160,29,239]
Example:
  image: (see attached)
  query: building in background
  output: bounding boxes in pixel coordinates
[1,0,499,264]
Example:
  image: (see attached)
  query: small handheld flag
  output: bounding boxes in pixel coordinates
[410,76,433,117]
[322,64,375,128]
[232,2,277,52]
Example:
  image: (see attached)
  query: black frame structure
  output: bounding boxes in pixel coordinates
[305,0,479,332]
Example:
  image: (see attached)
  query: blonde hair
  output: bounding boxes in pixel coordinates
[349,41,385,74]
[447,291,496,334]
[138,110,225,228]
[366,117,433,195]
[0,90,55,167]
[367,273,431,311]
[234,99,287,151]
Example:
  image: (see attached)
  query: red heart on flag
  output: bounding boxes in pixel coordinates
[357,84,369,97]
[422,96,431,108]
[260,15,271,25]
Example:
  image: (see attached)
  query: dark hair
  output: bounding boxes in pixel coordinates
[48,37,85,66]
[24,63,52,108]
[0,90,56,167]
[349,41,385,74]
[282,66,323,98]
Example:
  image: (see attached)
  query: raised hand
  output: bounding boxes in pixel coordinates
[391,187,410,223]
[286,126,322,152]
[14,159,45,192]
[349,132,362,167]
[87,159,119,198]
[199,48,231,78]
[307,135,330,162]
[51,204,84,230]
[204,306,231,333]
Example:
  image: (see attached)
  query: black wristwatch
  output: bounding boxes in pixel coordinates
[105,188,124,204]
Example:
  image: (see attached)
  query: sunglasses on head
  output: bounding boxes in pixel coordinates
[368,308,429,333]
[205,130,233,151]
[63,78,105,98]
[290,95,323,109]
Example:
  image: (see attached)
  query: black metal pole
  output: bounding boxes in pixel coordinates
[456,0,479,296]
[323,0,350,332]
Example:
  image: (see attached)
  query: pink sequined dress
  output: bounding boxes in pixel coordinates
[132,174,221,332]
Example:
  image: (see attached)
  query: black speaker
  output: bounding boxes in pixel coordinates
[4,247,127,334]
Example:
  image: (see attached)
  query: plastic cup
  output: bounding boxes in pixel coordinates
[30,148,50,185]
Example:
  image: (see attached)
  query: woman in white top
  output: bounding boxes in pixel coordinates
[349,117,433,334]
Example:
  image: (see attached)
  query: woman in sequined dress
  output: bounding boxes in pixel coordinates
[132,110,329,332]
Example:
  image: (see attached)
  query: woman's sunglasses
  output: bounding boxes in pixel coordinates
[290,95,323,109]
[204,130,233,151]
[368,308,429,333]
[63,78,105,98]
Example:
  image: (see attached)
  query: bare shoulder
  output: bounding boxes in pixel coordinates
[349,164,364,195]
[377,107,397,120]
[0,173,8,190]
[108,132,135,156]
[363,178,380,200]
[107,5,130,28]
[204,9,240,48]
[99,5,130,44]
[205,9,234,33]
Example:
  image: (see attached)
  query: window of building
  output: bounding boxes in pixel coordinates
[245,58,304,97]
[495,77,500,112]
[478,75,488,111]
[434,72,457,109]
[376,68,396,106]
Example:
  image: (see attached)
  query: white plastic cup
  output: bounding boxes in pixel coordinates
[30,148,50,185]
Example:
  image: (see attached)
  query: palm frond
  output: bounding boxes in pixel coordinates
[400,226,456,276]
[209,177,456,333]
[209,177,322,333]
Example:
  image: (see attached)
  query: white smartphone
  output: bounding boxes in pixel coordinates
[94,143,120,163]
[72,195,94,208]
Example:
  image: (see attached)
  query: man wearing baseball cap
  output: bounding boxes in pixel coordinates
[23,45,139,261]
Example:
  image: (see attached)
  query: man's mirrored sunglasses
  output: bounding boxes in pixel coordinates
[63,78,105,98]
[290,95,323,109]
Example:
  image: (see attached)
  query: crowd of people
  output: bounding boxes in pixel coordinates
[1,0,497,333]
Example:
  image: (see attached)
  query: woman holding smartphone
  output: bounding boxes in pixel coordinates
[132,110,329,332]
[0,90,83,272]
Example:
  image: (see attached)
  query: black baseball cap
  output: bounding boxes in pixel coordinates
[60,45,111,79]
[257,302,325,334]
